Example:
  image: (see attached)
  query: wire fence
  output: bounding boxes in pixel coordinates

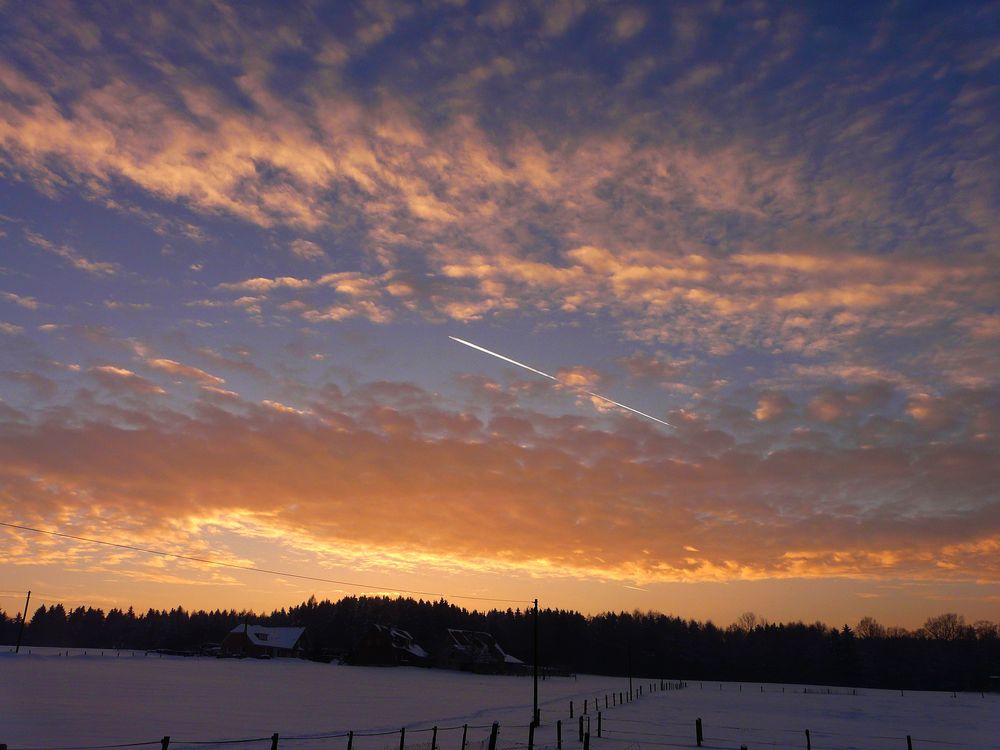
[3,723,514,750]
[3,677,997,750]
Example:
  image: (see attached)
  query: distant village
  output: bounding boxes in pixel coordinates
[218,623,531,674]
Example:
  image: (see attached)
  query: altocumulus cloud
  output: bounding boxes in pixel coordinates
[0,378,997,584]
[0,1,997,603]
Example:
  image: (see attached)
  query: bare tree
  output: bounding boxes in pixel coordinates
[734,611,760,633]
[923,613,967,641]
[855,616,886,639]
[972,620,998,640]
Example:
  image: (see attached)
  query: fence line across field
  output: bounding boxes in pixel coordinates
[3,677,996,750]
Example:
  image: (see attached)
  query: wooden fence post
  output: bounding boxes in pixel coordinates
[582,732,590,750]
[271,733,279,750]
[578,715,584,742]
[348,731,354,750]
[399,727,406,750]
[528,722,535,750]
[161,737,170,750]
[584,699,588,715]
[488,722,499,750]
[695,718,703,747]
[907,737,913,750]
[557,719,562,750]
[597,712,602,738]
[431,726,438,750]
[805,729,810,750]
[605,695,608,709]
[570,700,574,718]
[461,725,467,750]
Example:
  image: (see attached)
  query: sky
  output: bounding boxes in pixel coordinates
[0,0,998,630]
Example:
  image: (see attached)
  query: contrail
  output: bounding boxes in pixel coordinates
[449,336,558,381]
[449,335,675,429]
[580,389,676,428]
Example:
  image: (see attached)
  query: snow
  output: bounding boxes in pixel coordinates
[2,648,998,750]
[378,625,429,658]
[444,630,521,666]
[230,624,306,650]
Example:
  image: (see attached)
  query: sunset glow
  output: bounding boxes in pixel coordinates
[1,1,998,628]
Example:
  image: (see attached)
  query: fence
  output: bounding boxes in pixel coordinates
[603,714,996,750]
[1,679,680,750]
[4,678,996,750]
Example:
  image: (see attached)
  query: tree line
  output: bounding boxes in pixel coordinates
[2,596,997,692]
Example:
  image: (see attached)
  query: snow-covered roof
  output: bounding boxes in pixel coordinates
[229,624,305,650]
[445,629,522,664]
[374,624,429,658]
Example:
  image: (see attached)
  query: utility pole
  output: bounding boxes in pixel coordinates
[532,598,539,726]
[15,590,30,654]
[627,641,633,701]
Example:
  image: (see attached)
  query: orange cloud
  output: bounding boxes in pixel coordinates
[23,229,118,276]
[755,391,793,422]
[146,358,225,387]
[90,365,166,396]
[1,291,40,309]
[2,9,995,385]
[290,239,326,261]
[0,379,996,587]
[555,366,605,389]
[217,277,315,293]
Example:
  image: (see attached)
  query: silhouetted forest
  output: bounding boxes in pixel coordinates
[3,596,997,692]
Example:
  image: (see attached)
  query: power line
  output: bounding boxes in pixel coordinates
[0,521,531,605]
[0,589,96,601]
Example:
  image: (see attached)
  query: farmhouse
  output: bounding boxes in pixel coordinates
[436,629,525,674]
[349,624,431,667]
[220,624,307,658]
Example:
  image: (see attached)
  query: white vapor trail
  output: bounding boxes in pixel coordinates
[449,336,675,429]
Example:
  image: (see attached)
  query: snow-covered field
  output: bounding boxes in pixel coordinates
[2,649,998,750]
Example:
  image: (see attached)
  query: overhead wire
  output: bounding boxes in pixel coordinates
[0,521,531,605]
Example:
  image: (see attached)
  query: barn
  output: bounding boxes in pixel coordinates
[436,629,525,674]
[220,624,307,658]
[348,624,431,667]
